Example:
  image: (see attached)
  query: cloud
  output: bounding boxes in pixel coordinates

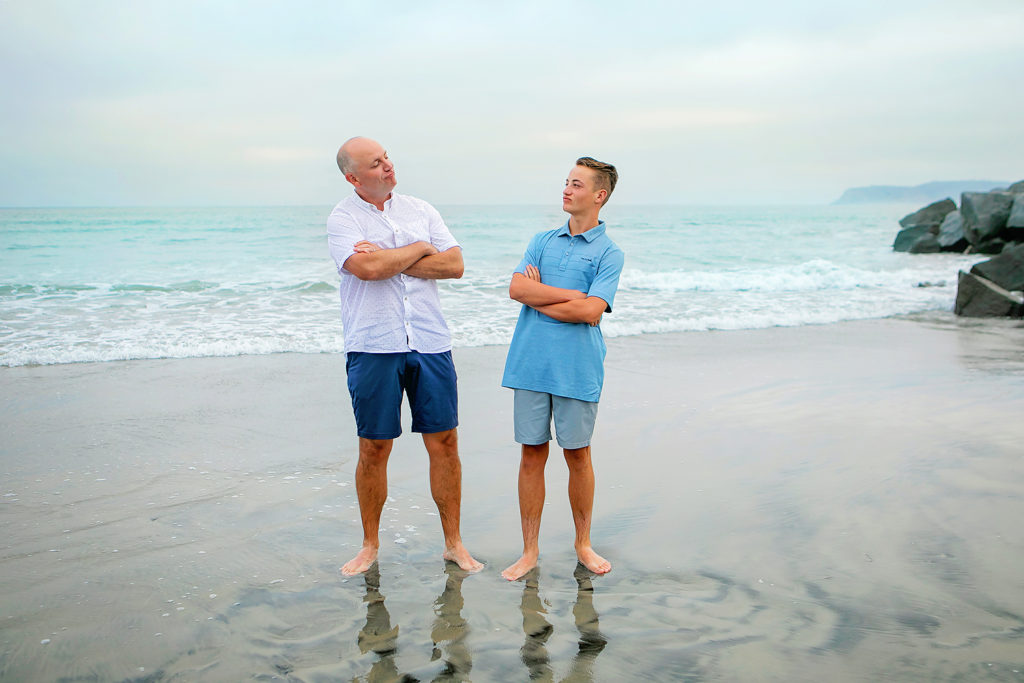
[1,1,1022,206]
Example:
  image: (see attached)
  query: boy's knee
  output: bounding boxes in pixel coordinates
[562,446,591,466]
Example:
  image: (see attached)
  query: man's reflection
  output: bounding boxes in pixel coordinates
[356,563,402,681]
[356,562,474,682]
[430,564,472,680]
[517,565,607,682]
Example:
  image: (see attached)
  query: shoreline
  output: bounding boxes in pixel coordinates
[3,309,1018,371]
[2,315,1023,680]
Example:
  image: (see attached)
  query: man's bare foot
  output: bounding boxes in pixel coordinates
[341,545,379,576]
[502,553,539,581]
[443,543,484,573]
[576,545,611,574]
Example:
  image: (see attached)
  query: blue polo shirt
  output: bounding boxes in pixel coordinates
[502,221,624,402]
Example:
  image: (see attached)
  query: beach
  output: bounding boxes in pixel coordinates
[2,315,1023,681]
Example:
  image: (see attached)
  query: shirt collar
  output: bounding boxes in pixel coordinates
[352,189,394,212]
[557,219,606,242]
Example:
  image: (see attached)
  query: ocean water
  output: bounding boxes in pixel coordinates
[0,203,985,367]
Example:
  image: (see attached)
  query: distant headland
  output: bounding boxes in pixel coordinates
[833,180,1010,205]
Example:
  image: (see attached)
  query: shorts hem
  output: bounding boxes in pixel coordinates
[357,430,402,440]
[555,439,592,449]
[412,422,458,435]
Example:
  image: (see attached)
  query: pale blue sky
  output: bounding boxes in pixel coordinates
[1,1,1022,206]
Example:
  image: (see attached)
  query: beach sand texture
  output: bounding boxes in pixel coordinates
[2,317,1023,681]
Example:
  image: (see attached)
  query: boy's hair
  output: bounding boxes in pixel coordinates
[576,157,618,204]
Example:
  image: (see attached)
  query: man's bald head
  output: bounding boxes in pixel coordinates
[336,136,371,175]
[336,137,397,204]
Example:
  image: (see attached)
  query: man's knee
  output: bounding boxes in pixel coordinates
[424,428,459,456]
[359,438,392,465]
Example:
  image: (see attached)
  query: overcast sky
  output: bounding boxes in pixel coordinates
[1,1,1022,207]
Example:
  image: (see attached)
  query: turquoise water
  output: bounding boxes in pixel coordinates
[0,203,985,366]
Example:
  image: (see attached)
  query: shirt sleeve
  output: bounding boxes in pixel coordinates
[513,231,545,275]
[326,208,363,274]
[425,203,460,253]
[586,246,625,312]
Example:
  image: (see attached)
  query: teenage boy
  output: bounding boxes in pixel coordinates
[500,157,623,581]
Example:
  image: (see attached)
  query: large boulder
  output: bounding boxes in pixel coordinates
[970,243,1024,291]
[954,271,1024,318]
[898,198,956,230]
[975,238,1008,255]
[1009,197,1024,229]
[936,210,968,252]
[908,234,941,253]
[961,191,1015,244]
[1007,179,1024,194]
[894,225,933,252]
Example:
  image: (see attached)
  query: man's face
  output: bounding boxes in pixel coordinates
[562,165,603,215]
[347,139,397,198]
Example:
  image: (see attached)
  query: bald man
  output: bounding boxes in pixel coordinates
[327,137,482,576]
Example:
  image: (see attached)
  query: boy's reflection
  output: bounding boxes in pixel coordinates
[355,563,472,682]
[517,565,607,682]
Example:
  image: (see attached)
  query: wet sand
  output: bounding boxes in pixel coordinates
[2,316,1023,681]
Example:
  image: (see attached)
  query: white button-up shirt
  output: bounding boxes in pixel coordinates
[327,191,460,354]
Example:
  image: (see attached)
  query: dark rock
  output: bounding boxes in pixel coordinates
[908,235,941,253]
[1004,196,1024,244]
[898,198,956,230]
[1008,179,1024,194]
[961,191,1014,244]
[974,238,1008,255]
[970,243,1024,291]
[954,271,1024,318]
[936,210,968,252]
[893,225,933,252]
[1009,197,1024,228]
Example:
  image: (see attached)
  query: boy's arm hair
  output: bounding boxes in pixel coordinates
[509,271,586,307]
[533,296,609,326]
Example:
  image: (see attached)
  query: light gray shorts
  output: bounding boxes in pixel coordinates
[513,389,599,449]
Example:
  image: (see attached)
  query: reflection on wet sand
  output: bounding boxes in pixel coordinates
[430,565,473,680]
[518,565,608,682]
[356,563,472,682]
[357,563,402,681]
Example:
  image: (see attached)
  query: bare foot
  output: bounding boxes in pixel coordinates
[341,545,379,576]
[576,545,611,575]
[501,553,538,581]
[443,543,484,573]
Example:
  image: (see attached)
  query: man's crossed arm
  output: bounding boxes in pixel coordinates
[509,266,607,326]
[343,241,464,281]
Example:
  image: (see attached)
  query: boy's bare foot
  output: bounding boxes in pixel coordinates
[501,553,539,581]
[576,545,611,575]
[443,543,484,573]
[341,545,379,576]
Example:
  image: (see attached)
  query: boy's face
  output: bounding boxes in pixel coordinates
[562,165,603,215]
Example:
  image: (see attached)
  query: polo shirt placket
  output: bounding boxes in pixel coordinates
[558,234,579,272]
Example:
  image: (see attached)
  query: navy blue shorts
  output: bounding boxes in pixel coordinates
[345,351,458,440]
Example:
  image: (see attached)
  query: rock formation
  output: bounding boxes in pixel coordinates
[892,181,1024,317]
